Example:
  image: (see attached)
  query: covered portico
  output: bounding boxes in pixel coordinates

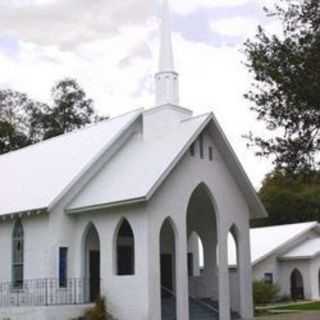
[149,178,255,320]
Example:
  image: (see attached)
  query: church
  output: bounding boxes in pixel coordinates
[0,1,267,319]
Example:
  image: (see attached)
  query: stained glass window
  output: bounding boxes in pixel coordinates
[12,220,24,289]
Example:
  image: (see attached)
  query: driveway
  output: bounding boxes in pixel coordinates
[257,311,320,320]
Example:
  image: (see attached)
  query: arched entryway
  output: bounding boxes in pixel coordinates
[186,183,219,316]
[290,269,304,300]
[228,225,240,316]
[83,223,101,302]
[160,217,177,319]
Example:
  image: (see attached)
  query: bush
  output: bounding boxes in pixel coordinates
[84,296,115,320]
[253,280,280,306]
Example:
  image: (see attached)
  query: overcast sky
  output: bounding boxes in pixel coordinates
[0,0,282,188]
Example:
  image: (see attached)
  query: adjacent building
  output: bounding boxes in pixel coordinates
[229,222,320,301]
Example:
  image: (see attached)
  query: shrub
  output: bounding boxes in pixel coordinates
[84,296,115,320]
[253,280,280,306]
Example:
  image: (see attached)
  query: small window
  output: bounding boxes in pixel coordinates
[199,134,204,159]
[264,273,273,284]
[208,147,213,161]
[59,247,68,288]
[190,143,195,156]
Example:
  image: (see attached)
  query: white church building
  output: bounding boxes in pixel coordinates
[0,1,267,320]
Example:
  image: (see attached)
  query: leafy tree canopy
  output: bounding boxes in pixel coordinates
[244,0,320,173]
[42,78,100,139]
[253,170,320,227]
[0,78,104,155]
[0,89,46,153]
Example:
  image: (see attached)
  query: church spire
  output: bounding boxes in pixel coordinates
[159,0,174,72]
[155,0,179,106]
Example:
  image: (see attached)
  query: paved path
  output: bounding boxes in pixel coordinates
[257,311,320,320]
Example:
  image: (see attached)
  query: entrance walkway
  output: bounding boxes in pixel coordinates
[161,295,241,320]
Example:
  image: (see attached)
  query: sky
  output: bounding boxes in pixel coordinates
[0,0,282,188]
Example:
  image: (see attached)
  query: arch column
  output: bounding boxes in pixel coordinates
[175,220,190,320]
[218,231,231,320]
[237,225,254,318]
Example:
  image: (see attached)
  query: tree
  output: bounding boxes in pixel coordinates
[253,170,320,227]
[41,78,101,139]
[244,0,320,173]
[0,79,103,155]
[0,89,46,154]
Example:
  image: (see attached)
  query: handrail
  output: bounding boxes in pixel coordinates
[161,286,176,297]
[0,277,99,307]
[161,286,219,314]
[190,296,219,314]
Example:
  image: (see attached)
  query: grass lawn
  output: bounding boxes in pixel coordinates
[255,301,320,317]
[256,311,320,320]
[271,302,320,311]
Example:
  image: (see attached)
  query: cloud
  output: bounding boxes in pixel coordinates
[0,0,152,48]
[210,16,259,38]
[171,0,251,15]
[0,0,258,48]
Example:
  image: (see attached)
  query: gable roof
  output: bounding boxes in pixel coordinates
[67,111,212,212]
[280,237,320,260]
[67,108,266,219]
[0,109,142,216]
[0,105,266,219]
[228,221,319,266]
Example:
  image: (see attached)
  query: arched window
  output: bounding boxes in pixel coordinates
[12,220,24,288]
[116,219,135,275]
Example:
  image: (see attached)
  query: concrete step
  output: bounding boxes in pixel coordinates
[161,296,241,320]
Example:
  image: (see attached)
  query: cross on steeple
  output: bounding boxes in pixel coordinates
[155,0,179,107]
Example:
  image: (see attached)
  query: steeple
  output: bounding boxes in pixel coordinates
[155,0,179,106]
[159,0,174,72]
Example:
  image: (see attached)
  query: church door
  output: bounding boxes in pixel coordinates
[89,250,100,302]
[161,254,173,296]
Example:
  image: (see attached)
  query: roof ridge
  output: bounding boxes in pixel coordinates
[144,104,192,116]
[0,108,143,159]
[180,112,212,123]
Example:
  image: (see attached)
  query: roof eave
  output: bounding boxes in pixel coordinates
[209,113,267,219]
[0,207,48,221]
[66,196,147,214]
